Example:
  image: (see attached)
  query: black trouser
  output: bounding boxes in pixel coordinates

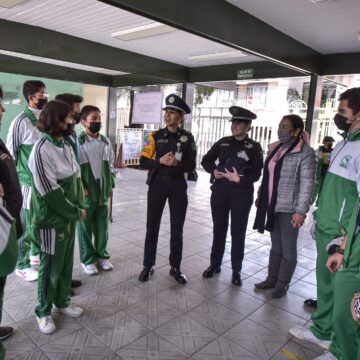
[143,176,188,269]
[210,181,253,273]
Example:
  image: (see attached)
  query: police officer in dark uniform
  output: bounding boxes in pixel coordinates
[138,94,196,284]
[201,106,263,285]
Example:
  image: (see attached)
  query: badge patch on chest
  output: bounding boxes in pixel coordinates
[179,135,188,143]
[237,150,249,161]
[157,139,168,143]
[340,155,352,169]
[244,141,253,149]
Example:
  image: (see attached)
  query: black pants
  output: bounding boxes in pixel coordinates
[210,181,253,272]
[143,176,188,269]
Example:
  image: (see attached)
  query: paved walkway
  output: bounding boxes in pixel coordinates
[3,168,321,360]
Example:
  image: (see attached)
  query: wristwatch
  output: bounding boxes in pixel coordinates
[335,246,345,255]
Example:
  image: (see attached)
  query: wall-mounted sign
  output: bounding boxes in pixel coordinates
[132,91,164,124]
[237,69,254,79]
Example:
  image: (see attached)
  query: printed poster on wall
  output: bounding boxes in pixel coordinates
[119,129,143,161]
[132,91,163,124]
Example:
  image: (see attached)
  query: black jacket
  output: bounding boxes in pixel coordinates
[0,139,23,237]
[201,136,263,188]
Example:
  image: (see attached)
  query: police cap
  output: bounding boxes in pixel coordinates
[323,136,335,143]
[163,94,191,114]
[229,106,257,123]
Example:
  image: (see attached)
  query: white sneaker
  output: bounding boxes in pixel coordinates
[82,263,98,275]
[98,259,113,271]
[289,325,331,349]
[37,316,56,334]
[29,255,40,266]
[54,304,84,318]
[314,351,337,360]
[15,267,38,282]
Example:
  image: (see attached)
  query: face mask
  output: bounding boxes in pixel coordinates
[74,113,81,124]
[36,98,48,110]
[277,130,292,143]
[334,114,351,132]
[63,123,75,137]
[88,122,101,134]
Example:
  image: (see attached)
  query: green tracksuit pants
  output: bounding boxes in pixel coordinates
[78,204,110,265]
[0,276,6,360]
[17,207,41,269]
[35,221,76,318]
[328,233,360,360]
[311,228,335,340]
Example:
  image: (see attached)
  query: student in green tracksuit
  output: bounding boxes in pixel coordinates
[6,80,48,281]
[78,106,115,275]
[29,101,86,334]
[289,87,360,358]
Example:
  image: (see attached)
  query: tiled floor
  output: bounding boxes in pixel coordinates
[2,168,322,360]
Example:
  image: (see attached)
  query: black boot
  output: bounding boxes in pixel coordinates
[232,272,242,286]
[71,279,82,288]
[271,258,297,299]
[202,266,221,278]
[255,250,282,290]
[0,326,13,341]
[169,267,187,284]
[139,267,154,282]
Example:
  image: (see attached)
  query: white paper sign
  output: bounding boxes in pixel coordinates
[132,92,163,124]
[119,129,143,161]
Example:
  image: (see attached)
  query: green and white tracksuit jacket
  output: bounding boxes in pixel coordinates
[311,130,360,342]
[77,131,115,265]
[6,106,41,267]
[28,134,83,317]
[314,130,360,250]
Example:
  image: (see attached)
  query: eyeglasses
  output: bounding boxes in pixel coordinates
[31,93,49,99]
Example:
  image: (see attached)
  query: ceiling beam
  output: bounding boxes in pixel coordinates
[0,19,189,82]
[0,54,113,86]
[99,0,321,74]
[189,61,305,83]
[320,52,360,76]
[112,74,178,87]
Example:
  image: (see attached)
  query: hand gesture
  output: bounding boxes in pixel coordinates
[213,169,224,179]
[326,252,343,273]
[160,152,176,166]
[83,188,89,197]
[222,167,240,183]
[0,183,4,197]
[291,213,306,229]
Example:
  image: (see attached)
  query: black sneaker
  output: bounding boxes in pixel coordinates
[0,326,13,341]
[304,298,317,309]
[70,288,75,297]
[138,267,154,282]
[232,272,242,286]
[169,267,187,284]
[202,266,221,278]
[71,279,82,288]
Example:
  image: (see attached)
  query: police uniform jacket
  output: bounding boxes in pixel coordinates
[140,127,196,182]
[201,136,263,188]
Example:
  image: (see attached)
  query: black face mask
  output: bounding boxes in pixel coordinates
[334,114,351,132]
[88,122,101,134]
[63,123,75,137]
[74,113,81,124]
[36,98,48,110]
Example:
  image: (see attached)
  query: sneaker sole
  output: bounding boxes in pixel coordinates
[60,310,84,318]
[38,326,56,334]
[289,329,331,350]
[15,270,38,282]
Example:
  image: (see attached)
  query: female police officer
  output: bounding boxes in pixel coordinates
[138,94,196,284]
[201,106,263,285]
